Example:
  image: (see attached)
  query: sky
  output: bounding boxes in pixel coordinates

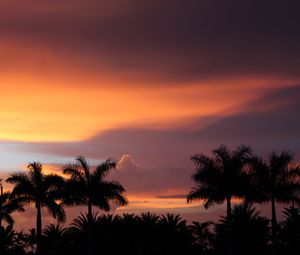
[0,0,300,228]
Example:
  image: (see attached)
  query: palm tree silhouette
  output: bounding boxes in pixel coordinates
[0,191,24,228]
[280,206,300,254]
[63,156,128,255]
[42,223,67,255]
[158,214,192,255]
[215,203,269,255]
[247,152,300,241]
[69,212,99,234]
[190,221,214,252]
[0,180,25,228]
[6,162,66,255]
[136,212,160,254]
[67,212,101,255]
[187,145,252,218]
[159,213,186,230]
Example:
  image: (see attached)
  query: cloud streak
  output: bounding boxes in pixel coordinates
[0,0,299,82]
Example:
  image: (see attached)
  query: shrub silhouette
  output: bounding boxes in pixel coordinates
[215,203,269,255]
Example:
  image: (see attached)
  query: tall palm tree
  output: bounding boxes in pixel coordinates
[63,156,128,255]
[247,152,300,241]
[6,162,66,255]
[187,145,252,218]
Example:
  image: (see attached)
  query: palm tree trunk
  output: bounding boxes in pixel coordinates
[88,198,93,255]
[36,201,42,255]
[271,197,277,243]
[226,195,232,219]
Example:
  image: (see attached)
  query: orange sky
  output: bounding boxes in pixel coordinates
[0,70,294,142]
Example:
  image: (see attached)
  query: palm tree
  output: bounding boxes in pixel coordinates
[187,144,252,218]
[63,156,128,255]
[247,152,300,241]
[159,213,187,230]
[69,212,99,235]
[42,223,67,255]
[280,206,300,254]
[158,214,192,255]
[6,162,66,255]
[43,223,67,239]
[215,203,269,255]
[1,180,25,228]
[190,221,214,252]
[136,212,160,254]
[0,191,25,228]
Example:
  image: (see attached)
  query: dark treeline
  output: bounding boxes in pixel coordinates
[0,145,300,255]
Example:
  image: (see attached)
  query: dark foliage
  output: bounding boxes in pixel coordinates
[246,152,300,241]
[187,144,253,218]
[278,206,300,254]
[215,204,269,255]
[1,149,299,255]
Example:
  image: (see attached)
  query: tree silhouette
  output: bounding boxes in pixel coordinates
[157,214,193,255]
[67,212,117,255]
[0,191,24,228]
[0,180,25,228]
[187,145,252,218]
[68,212,99,254]
[63,156,128,255]
[190,221,214,253]
[136,212,160,255]
[118,213,140,253]
[247,152,300,241]
[6,162,66,255]
[159,213,187,232]
[42,223,67,255]
[215,203,269,255]
[69,212,99,234]
[0,224,15,255]
[280,206,300,254]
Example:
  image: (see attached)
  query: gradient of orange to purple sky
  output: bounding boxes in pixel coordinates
[0,0,300,228]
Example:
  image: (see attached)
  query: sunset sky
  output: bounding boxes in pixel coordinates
[0,0,300,228]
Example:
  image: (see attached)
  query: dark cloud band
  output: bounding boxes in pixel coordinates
[0,0,299,82]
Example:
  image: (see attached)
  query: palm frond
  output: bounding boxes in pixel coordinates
[191,154,212,168]
[213,144,231,167]
[76,156,90,180]
[43,198,66,223]
[90,178,128,210]
[233,144,253,161]
[187,185,224,209]
[63,164,85,182]
[70,212,99,232]
[43,223,66,237]
[95,159,117,180]
[6,173,35,197]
